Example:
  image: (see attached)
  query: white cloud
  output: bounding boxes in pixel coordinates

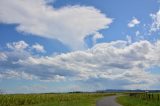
[12,40,160,87]
[6,40,45,55]
[0,70,37,80]
[0,0,112,50]
[128,17,140,28]
[150,10,160,32]
[32,43,45,53]
[0,52,7,61]
[92,32,104,44]
[126,35,132,44]
[135,30,140,36]
[1,40,160,89]
[7,41,28,51]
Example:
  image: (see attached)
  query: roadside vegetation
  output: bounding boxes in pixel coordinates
[117,93,160,106]
[0,93,114,106]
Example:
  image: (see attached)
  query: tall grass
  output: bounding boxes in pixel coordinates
[129,93,160,101]
[117,93,160,106]
[0,93,114,106]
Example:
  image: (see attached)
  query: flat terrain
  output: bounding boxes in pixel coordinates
[0,93,114,106]
[96,95,122,106]
[117,95,160,106]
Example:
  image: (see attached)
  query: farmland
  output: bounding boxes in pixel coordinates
[117,93,160,106]
[0,93,114,106]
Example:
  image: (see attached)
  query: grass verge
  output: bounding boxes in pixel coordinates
[117,95,160,106]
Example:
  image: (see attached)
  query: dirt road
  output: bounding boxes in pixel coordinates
[96,95,122,106]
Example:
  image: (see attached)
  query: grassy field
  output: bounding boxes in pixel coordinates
[117,93,160,106]
[0,93,114,106]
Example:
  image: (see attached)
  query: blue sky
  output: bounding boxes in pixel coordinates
[0,0,160,93]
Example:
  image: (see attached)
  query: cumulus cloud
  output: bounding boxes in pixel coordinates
[150,10,160,32]
[0,70,37,80]
[0,0,112,50]
[5,41,45,62]
[1,40,160,89]
[32,43,45,53]
[92,32,104,44]
[128,17,140,28]
[7,41,28,51]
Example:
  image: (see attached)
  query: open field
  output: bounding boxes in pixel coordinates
[117,93,160,106]
[0,93,114,106]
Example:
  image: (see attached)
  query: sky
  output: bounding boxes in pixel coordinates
[0,0,160,94]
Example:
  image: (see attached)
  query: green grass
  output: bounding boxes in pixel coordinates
[0,93,114,106]
[117,95,160,106]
